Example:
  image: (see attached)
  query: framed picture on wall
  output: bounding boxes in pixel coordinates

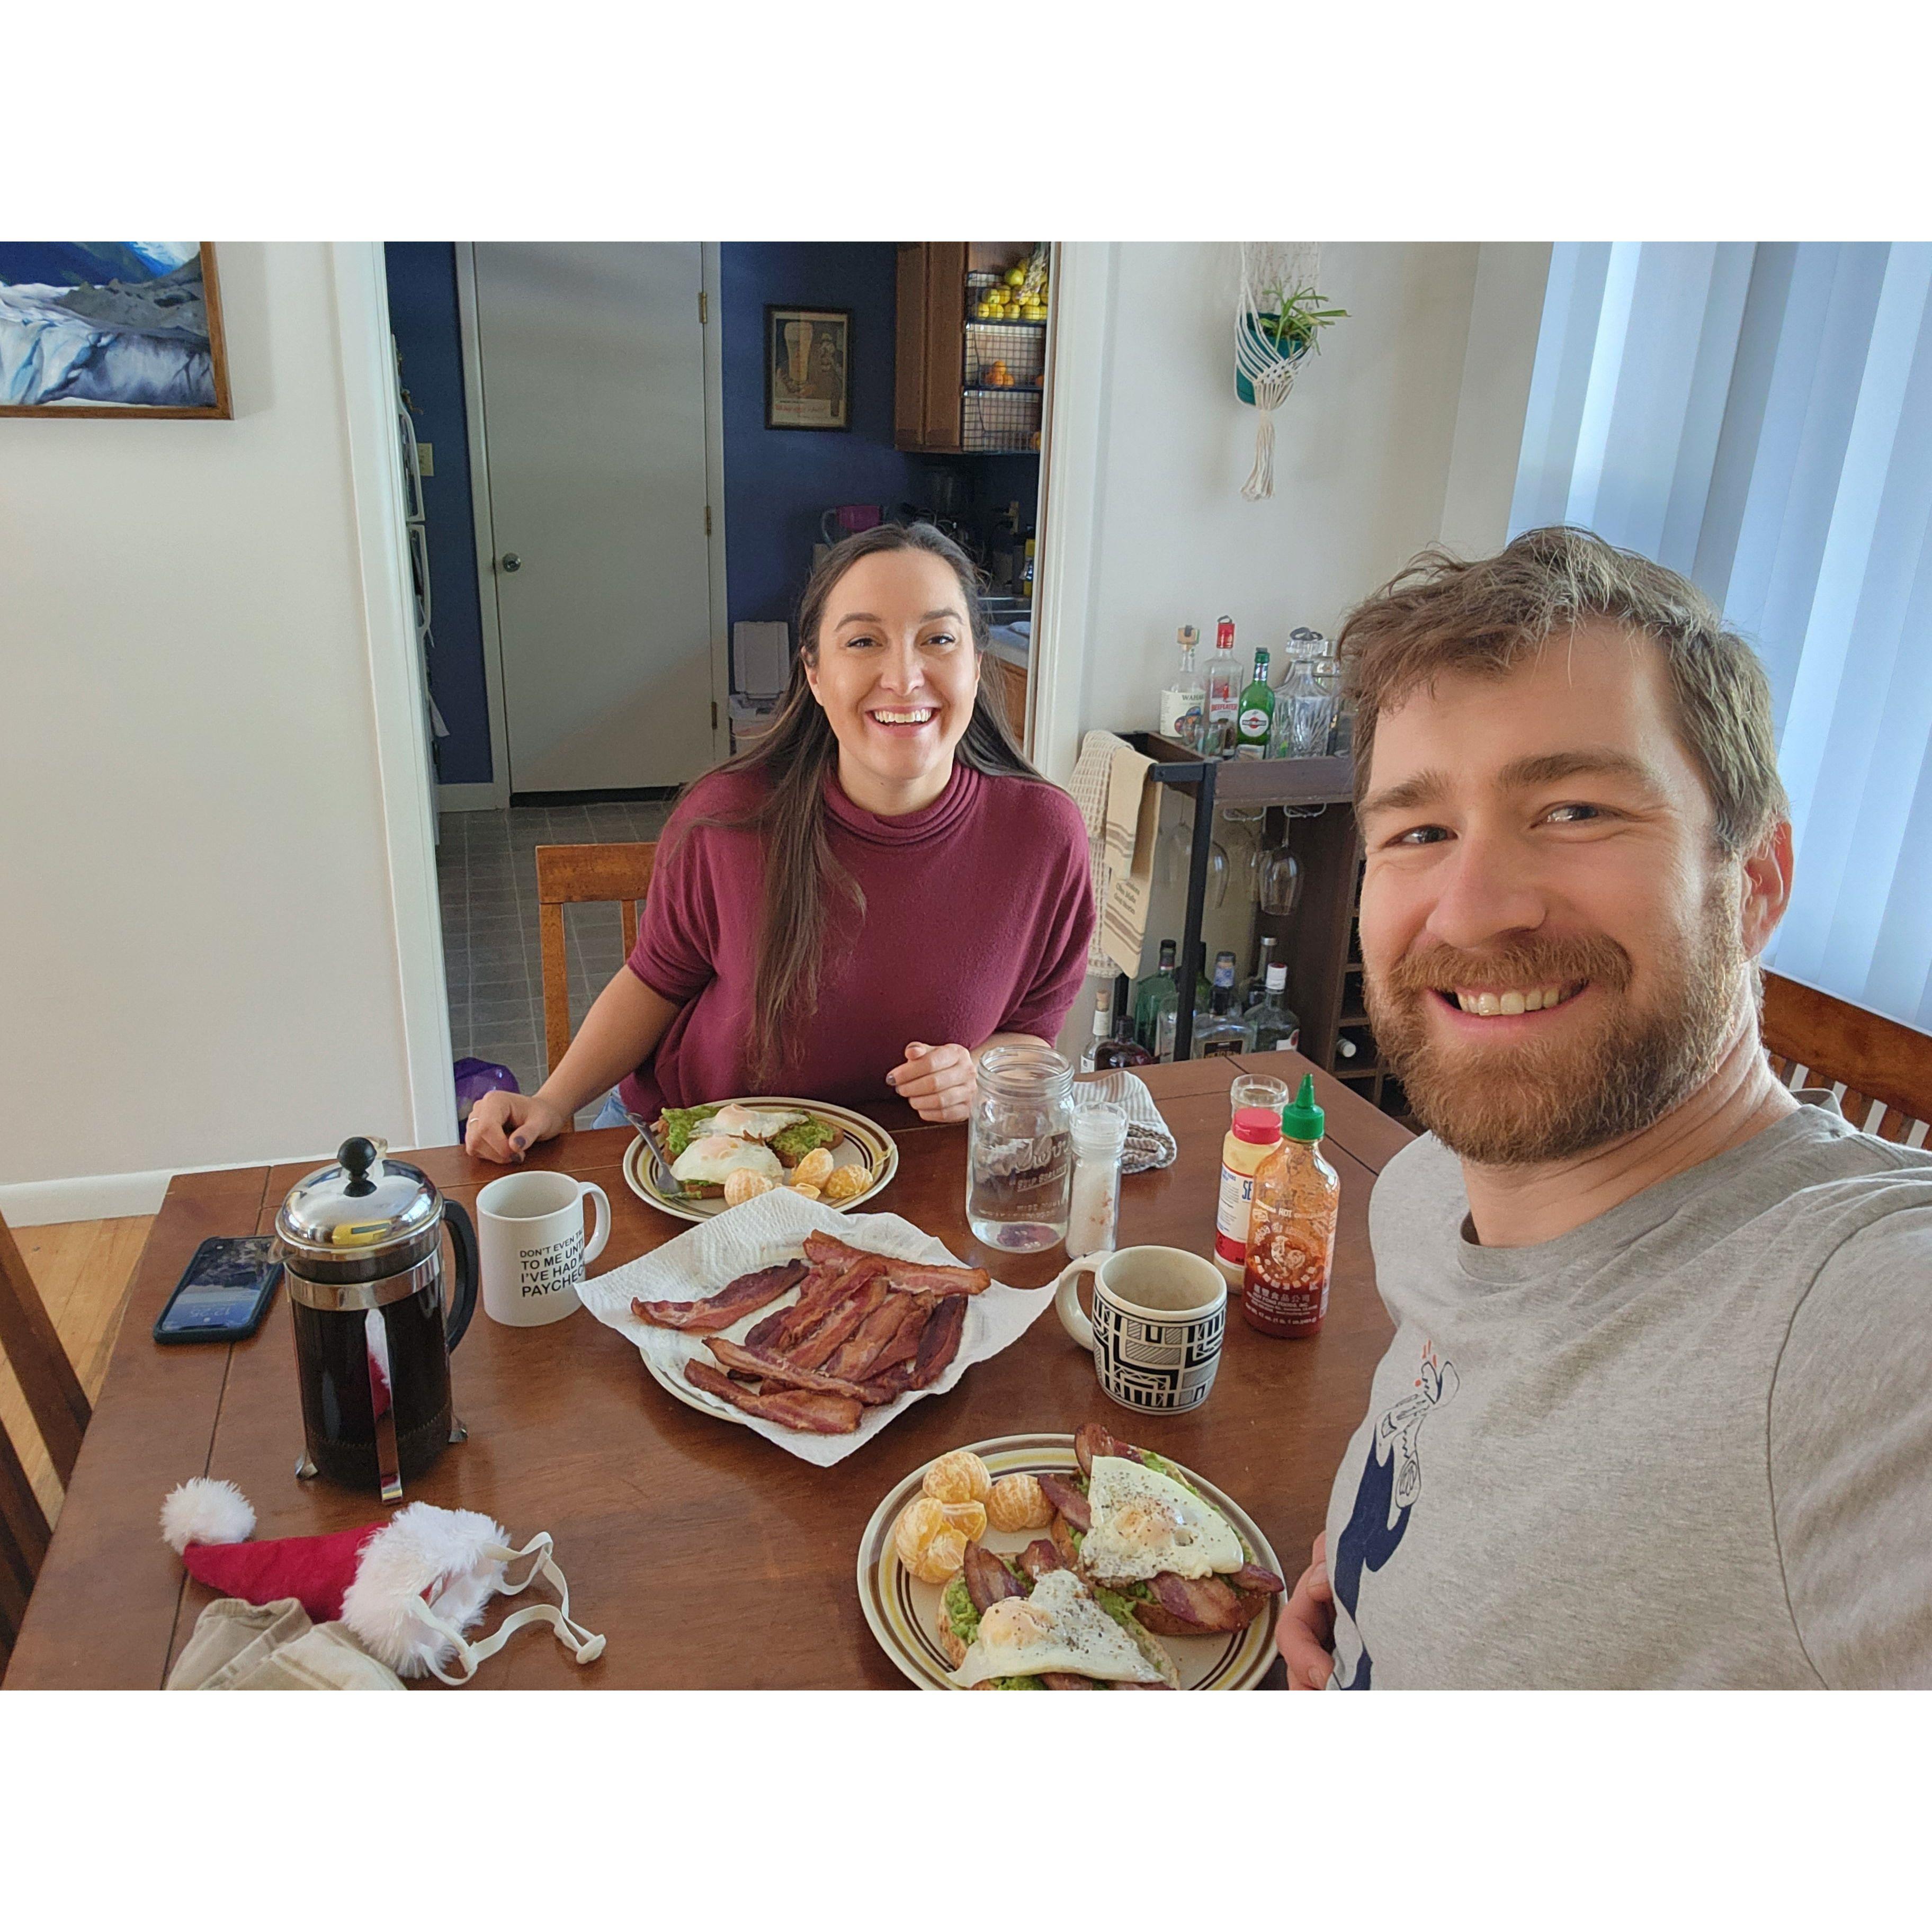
[765,305,851,431]
[0,242,232,419]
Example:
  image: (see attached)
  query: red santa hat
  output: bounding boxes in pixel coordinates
[159,1478,604,1683]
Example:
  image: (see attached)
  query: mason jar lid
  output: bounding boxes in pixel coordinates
[275,1135,442,1259]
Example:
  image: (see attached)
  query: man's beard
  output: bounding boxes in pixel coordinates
[1365,886,1749,1166]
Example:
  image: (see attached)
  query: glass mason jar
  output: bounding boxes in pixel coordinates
[967,1043,1075,1252]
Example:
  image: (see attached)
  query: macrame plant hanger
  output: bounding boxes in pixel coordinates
[1235,241,1321,502]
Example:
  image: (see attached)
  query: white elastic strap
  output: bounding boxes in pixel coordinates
[414,1531,607,1685]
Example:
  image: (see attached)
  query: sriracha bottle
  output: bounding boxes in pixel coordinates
[1240,1075,1339,1337]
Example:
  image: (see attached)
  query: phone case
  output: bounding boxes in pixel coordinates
[153,1236,282,1345]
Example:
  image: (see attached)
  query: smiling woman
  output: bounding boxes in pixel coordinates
[463,523,1095,1159]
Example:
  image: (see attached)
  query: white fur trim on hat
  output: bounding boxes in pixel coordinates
[340,1500,510,1677]
[159,1478,256,1555]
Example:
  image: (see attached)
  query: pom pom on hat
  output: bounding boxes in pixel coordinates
[160,1477,256,1554]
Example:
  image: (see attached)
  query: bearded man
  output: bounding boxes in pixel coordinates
[1277,526,1932,1689]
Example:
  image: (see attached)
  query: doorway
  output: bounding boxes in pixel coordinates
[470,242,724,798]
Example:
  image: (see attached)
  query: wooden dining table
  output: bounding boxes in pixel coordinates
[4,1053,1408,1690]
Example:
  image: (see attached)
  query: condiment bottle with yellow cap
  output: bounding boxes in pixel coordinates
[1240,1075,1339,1337]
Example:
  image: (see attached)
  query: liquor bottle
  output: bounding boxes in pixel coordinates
[1079,981,1114,1075]
[1132,939,1180,1054]
[1247,964,1301,1053]
[1203,615,1239,757]
[1191,950,1254,1058]
[1242,935,1277,1009]
[1094,972,1155,1069]
[1157,626,1205,750]
[1234,647,1274,759]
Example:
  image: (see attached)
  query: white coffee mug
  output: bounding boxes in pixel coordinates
[1054,1245,1228,1414]
[476,1170,610,1328]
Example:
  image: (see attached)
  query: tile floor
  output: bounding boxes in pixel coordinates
[437,801,672,1126]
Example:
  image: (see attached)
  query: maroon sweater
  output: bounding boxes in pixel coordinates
[617,760,1094,1117]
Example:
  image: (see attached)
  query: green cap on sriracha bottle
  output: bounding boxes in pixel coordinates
[1281,1072,1325,1143]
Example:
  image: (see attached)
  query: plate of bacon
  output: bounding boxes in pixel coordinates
[578,1188,1055,1466]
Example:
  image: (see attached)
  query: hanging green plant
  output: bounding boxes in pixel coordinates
[1235,245,1347,497]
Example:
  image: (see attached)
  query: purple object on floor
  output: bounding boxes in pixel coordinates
[454,1057,519,1123]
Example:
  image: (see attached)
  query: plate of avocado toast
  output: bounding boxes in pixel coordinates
[621,1094,899,1224]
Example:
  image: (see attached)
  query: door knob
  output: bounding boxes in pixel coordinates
[499,552,521,573]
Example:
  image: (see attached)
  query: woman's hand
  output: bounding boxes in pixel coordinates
[1277,1531,1336,1689]
[464,1089,570,1165]
[887,1042,977,1123]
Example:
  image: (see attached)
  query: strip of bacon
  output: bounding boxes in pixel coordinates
[1040,1672,1097,1689]
[856,1294,933,1380]
[882,1260,990,1297]
[1229,1561,1286,1595]
[906,1294,967,1389]
[962,1541,1026,1614]
[786,1276,890,1371]
[683,1359,860,1434]
[1017,1539,1065,1581]
[856,1358,917,1404]
[798,1229,989,1296]
[631,1259,806,1333]
[739,1261,835,1352]
[1037,1473,1090,1532]
[822,1291,915,1381]
[1074,1421,1148,1476]
[1146,1571,1257,1633]
[703,1335,896,1407]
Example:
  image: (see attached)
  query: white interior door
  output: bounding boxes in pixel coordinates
[473,243,717,793]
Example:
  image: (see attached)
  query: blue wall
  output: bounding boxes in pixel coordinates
[384,244,493,785]
[720,243,926,641]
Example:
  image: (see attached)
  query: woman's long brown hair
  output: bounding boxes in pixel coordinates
[679,521,1044,1087]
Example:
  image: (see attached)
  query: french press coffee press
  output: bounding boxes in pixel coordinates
[275,1137,479,1504]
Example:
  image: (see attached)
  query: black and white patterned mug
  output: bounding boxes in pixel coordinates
[1053,1246,1228,1414]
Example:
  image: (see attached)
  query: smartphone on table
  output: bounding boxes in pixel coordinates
[153,1236,283,1344]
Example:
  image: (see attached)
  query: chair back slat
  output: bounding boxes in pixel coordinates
[0,1209,85,1665]
[1761,973,1932,1143]
[533,843,658,1080]
[1,1420,52,1664]
[0,1213,90,1484]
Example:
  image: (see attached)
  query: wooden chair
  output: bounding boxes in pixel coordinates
[534,842,658,1078]
[0,1210,92,1669]
[1762,971,1932,1146]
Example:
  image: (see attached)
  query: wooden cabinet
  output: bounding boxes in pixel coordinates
[895,243,967,452]
[895,241,1042,454]
[988,653,1029,743]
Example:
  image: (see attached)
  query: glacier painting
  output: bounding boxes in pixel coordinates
[0,243,224,412]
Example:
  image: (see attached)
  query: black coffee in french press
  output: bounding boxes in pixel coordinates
[275,1137,478,1502]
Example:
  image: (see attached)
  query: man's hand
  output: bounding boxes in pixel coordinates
[886,1042,976,1123]
[464,1089,570,1165]
[1277,1531,1335,1689]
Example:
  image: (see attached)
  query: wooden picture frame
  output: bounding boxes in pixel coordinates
[0,241,231,419]
[765,305,851,431]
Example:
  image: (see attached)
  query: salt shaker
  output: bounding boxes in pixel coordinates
[1067,1103,1129,1260]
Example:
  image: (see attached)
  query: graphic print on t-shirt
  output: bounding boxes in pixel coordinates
[1333,1344,1458,1688]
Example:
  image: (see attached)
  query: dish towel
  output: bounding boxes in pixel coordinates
[1076,1068,1179,1174]
[1067,729,1158,979]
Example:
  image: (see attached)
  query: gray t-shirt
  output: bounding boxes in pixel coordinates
[1325,1097,1932,1688]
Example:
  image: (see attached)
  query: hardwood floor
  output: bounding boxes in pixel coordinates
[2,1214,152,1523]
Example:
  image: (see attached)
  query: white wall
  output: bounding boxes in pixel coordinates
[0,243,440,1223]
[1040,241,1548,1044]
